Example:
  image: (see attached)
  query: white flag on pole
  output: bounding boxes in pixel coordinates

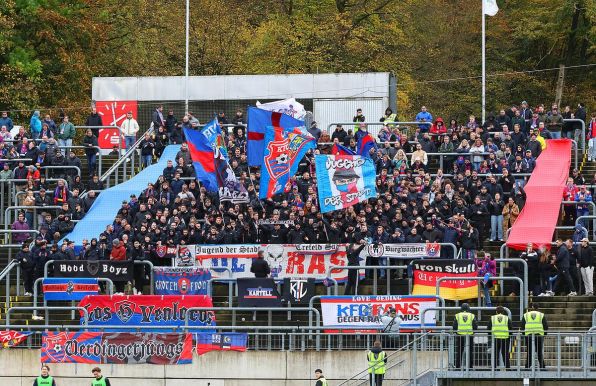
[256,98,306,120]
[483,0,499,16]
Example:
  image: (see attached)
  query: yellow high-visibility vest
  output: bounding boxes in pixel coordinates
[491,314,510,339]
[367,351,386,374]
[455,312,474,335]
[524,311,544,335]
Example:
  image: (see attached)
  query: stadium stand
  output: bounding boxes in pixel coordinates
[0,102,595,384]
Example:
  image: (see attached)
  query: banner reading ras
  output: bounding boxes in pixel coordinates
[193,244,364,282]
[78,295,216,331]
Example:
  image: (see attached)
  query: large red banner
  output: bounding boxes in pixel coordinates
[94,100,137,149]
[41,332,192,364]
[78,295,216,330]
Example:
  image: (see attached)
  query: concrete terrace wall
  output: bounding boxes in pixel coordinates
[0,349,446,386]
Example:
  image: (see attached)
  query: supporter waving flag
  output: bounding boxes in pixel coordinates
[331,142,356,156]
[357,133,377,158]
[183,123,218,191]
[247,106,305,166]
[259,126,316,199]
[315,154,377,213]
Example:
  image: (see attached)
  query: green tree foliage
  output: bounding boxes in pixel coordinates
[0,0,593,123]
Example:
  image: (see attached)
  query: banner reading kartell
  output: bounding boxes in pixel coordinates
[78,295,216,331]
[41,332,192,364]
[191,244,365,282]
[237,278,282,307]
[320,295,437,332]
[411,259,478,300]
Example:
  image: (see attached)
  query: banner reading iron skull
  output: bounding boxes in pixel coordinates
[315,154,377,213]
[191,244,365,283]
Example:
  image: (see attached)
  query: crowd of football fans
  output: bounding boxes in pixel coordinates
[3,101,595,296]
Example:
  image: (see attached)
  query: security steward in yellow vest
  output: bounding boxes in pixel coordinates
[522,303,548,369]
[33,365,56,386]
[314,369,328,386]
[380,108,397,129]
[452,303,478,369]
[367,340,387,386]
[487,306,513,369]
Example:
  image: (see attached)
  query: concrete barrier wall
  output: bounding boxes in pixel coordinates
[0,349,445,386]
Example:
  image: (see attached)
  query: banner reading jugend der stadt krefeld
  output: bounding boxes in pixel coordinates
[320,295,437,332]
[191,244,364,282]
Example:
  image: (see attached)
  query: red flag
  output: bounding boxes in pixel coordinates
[0,331,32,348]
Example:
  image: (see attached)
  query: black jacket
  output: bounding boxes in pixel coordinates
[579,245,594,268]
[556,245,570,268]
[250,258,270,278]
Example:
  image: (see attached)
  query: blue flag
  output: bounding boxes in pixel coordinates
[247,106,305,166]
[260,126,316,199]
[331,143,356,156]
[184,124,218,191]
[195,332,247,355]
[356,133,377,158]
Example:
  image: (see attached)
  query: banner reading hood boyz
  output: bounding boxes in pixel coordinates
[53,260,133,282]
[411,259,477,300]
[192,244,364,282]
[320,295,437,331]
[78,295,216,331]
[41,332,192,364]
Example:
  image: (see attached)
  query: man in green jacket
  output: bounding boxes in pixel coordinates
[544,105,564,139]
[57,115,76,153]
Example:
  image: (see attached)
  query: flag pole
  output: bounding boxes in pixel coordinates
[481,0,486,124]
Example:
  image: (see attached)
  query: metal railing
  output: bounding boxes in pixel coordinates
[32,277,114,320]
[5,306,89,326]
[74,125,123,156]
[436,276,524,319]
[4,205,61,231]
[43,259,155,294]
[100,125,155,187]
[421,306,512,328]
[41,165,81,179]
[326,265,407,296]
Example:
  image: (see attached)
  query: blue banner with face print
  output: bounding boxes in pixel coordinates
[315,154,377,213]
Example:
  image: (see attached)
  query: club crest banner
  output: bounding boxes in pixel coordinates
[315,154,377,213]
[41,332,192,364]
[154,267,211,295]
[260,126,315,199]
[43,278,99,301]
[411,259,478,300]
